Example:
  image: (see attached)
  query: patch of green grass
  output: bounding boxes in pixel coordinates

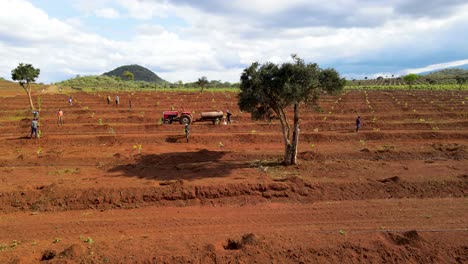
[0,240,21,251]
[5,110,29,121]
[81,236,94,244]
[37,97,42,109]
[0,243,8,251]
[6,116,25,121]
[36,147,42,157]
[133,143,142,154]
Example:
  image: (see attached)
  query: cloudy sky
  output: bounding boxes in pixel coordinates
[1,0,467,83]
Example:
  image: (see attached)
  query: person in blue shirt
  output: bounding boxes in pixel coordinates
[356,116,361,133]
[31,118,39,138]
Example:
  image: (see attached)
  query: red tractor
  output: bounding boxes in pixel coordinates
[162,110,193,124]
[162,110,224,125]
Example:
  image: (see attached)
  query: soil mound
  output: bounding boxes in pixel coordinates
[386,230,423,246]
[224,233,259,250]
[379,176,400,183]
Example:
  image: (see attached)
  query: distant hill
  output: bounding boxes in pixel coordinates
[419,64,468,76]
[424,68,468,78]
[347,67,468,87]
[103,64,168,84]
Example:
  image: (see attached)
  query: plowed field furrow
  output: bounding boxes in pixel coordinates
[1,131,466,147]
[0,199,466,263]
[2,120,468,134]
[1,90,467,263]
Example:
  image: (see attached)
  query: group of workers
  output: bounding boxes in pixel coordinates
[29,108,64,139]
[106,95,132,109]
[28,94,363,140]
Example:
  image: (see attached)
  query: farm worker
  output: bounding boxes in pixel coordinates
[68,96,73,106]
[32,110,39,119]
[184,124,190,143]
[30,118,39,139]
[356,116,361,133]
[226,110,232,125]
[107,95,111,104]
[57,108,64,126]
[115,95,120,105]
[129,98,132,110]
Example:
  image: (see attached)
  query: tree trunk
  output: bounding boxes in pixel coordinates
[24,84,35,110]
[290,103,300,165]
[275,107,292,165]
[284,142,293,165]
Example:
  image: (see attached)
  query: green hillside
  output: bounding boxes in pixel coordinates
[56,75,171,91]
[347,68,468,88]
[103,64,167,84]
[424,68,468,79]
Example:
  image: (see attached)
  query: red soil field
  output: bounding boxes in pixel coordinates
[0,88,467,263]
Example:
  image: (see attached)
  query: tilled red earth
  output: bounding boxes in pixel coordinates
[0,88,467,263]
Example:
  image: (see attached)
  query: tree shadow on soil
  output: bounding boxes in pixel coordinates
[7,136,33,140]
[108,149,251,181]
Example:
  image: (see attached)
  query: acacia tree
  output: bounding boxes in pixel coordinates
[122,71,134,81]
[238,55,345,165]
[11,63,40,110]
[197,76,209,93]
[403,73,419,89]
[455,76,466,90]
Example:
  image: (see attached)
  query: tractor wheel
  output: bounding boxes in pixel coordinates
[179,115,192,125]
[163,119,170,124]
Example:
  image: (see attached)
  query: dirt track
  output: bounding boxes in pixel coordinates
[0,89,467,263]
[1,199,467,263]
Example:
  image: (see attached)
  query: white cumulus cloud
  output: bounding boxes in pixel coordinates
[94,7,120,19]
[0,0,468,83]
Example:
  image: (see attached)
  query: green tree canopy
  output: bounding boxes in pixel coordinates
[122,71,134,81]
[11,63,40,110]
[403,73,419,89]
[197,76,209,93]
[238,55,345,165]
[455,75,466,90]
